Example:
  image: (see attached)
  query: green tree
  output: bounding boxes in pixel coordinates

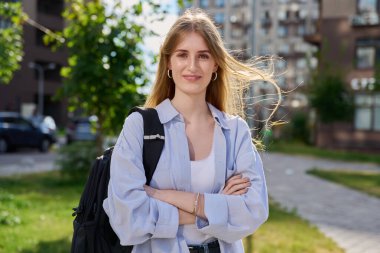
[309,73,354,123]
[0,1,24,84]
[55,0,161,153]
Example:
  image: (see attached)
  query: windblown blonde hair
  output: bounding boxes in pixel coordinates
[145,8,281,128]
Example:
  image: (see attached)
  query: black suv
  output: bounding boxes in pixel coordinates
[0,112,56,153]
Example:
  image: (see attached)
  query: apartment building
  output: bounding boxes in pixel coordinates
[185,0,255,58]
[255,0,319,101]
[305,0,380,151]
[0,0,68,126]
[183,0,319,132]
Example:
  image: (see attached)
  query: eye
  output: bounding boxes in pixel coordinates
[176,53,187,58]
[199,54,210,60]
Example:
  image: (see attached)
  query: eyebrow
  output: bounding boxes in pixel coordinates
[174,49,211,53]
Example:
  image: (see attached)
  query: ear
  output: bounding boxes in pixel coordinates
[168,59,172,69]
[213,65,218,73]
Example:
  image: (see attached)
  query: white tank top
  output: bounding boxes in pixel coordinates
[181,141,216,245]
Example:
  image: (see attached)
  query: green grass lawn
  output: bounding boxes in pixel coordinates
[0,171,343,253]
[308,169,380,198]
[267,141,380,164]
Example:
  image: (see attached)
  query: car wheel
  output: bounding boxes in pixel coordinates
[39,139,50,153]
[0,138,8,153]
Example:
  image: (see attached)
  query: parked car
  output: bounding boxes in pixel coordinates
[66,115,98,144]
[0,112,57,153]
[28,115,57,136]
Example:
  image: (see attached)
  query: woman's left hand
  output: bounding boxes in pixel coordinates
[144,185,161,199]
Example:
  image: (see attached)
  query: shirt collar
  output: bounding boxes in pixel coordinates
[155,98,230,130]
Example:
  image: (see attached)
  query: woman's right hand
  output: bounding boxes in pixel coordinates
[222,174,251,195]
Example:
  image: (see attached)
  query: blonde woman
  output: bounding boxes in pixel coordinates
[103,8,280,253]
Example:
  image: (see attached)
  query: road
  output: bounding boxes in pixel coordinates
[0,150,58,176]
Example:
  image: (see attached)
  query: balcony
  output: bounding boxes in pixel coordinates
[351,13,380,26]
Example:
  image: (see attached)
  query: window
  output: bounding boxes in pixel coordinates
[357,47,376,68]
[231,27,243,38]
[215,0,225,8]
[277,76,286,88]
[184,0,192,8]
[231,0,243,7]
[299,9,308,19]
[0,18,12,29]
[217,28,224,38]
[277,25,288,37]
[278,10,287,20]
[357,0,379,15]
[296,58,307,69]
[37,0,64,16]
[278,44,290,54]
[214,12,224,25]
[355,39,380,69]
[297,24,306,35]
[296,74,304,85]
[354,93,380,131]
[353,0,380,25]
[199,0,209,8]
[276,59,287,70]
[260,45,271,55]
[261,27,270,35]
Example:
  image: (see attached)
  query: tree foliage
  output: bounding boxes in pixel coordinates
[54,0,163,152]
[0,1,24,84]
[309,73,354,123]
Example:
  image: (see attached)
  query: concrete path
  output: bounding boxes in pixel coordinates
[261,152,380,253]
[0,152,58,177]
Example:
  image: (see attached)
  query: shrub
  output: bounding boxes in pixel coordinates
[56,142,97,178]
[291,112,310,143]
[309,74,354,123]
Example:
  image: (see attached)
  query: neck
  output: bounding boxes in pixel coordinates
[171,94,210,121]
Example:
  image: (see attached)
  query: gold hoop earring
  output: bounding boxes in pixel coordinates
[167,69,173,79]
[212,72,218,81]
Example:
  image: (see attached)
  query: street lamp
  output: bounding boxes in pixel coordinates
[28,62,56,116]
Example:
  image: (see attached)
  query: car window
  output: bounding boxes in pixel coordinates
[15,118,34,129]
[1,117,18,124]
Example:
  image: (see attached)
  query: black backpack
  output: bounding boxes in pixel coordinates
[70,107,165,253]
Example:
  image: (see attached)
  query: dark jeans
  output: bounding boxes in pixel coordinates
[188,240,220,253]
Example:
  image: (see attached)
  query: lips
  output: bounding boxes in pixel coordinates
[183,75,201,82]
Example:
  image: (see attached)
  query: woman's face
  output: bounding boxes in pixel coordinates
[168,32,218,98]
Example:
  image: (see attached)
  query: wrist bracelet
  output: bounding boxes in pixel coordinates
[193,192,200,215]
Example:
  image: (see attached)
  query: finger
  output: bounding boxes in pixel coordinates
[231,188,249,195]
[224,177,250,192]
[229,182,251,194]
[226,174,242,183]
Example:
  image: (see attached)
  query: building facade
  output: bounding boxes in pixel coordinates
[183,0,319,134]
[305,0,380,152]
[0,0,68,126]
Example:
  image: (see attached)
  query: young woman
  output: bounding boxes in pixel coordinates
[103,8,280,253]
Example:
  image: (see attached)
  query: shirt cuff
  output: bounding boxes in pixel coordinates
[151,199,179,238]
[196,193,228,231]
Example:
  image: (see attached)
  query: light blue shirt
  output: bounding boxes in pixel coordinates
[103,99,269,253]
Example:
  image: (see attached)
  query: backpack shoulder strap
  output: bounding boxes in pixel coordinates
[128,107,164,185]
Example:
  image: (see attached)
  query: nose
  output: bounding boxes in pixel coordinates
[187,55,198,72]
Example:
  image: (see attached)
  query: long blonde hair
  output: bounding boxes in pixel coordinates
[145,8,281,127]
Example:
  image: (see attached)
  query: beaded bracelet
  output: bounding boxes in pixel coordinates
[193,192,200,215]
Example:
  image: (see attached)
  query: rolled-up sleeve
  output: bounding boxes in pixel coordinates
[196,117,269,243]
[103,112,179,246]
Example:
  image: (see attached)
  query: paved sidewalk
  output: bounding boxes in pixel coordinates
[262,152,380,253]
[0,153,58,177]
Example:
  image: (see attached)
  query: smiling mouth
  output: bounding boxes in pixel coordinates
[183,75,201,81]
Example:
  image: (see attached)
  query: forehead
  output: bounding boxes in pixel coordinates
[174,32,210,51]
